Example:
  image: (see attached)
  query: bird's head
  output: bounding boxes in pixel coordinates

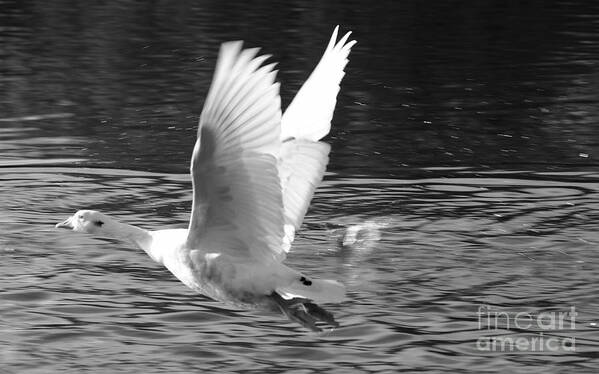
[56,210,110,235]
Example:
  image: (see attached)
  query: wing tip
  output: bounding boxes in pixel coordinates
[328,26,340,49]
[330,25,356,47]
[221,40,244,54]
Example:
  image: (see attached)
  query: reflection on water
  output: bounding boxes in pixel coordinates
[2,0,599,372]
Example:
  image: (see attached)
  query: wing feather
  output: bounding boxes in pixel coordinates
[280,26,357,141]
[186,27,356,262]
[279,140,330,250]
[186,41,286,263]
[278,26,355,249]
[279,140,330,229]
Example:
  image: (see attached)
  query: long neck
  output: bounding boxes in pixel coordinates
[108,220,152,250]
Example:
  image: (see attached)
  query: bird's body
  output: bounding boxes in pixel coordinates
[57,26,356,331]
[148,228,295,307]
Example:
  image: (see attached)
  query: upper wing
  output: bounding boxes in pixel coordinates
[186,42,286,263]
[278,27,356,249]
[280,26,357,142]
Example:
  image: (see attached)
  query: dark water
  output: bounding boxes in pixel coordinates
[2,1,599,372]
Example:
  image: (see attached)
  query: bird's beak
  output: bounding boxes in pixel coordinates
[55,216,74,229]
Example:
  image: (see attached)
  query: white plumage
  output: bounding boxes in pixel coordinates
[56,26,356,332]
[281,26,356,141]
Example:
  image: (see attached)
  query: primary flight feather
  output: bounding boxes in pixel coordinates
[56,26,356,332]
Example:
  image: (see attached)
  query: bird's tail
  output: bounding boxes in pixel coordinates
[276,275,345,304]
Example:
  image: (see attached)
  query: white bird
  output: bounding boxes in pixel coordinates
[56,26,356,332]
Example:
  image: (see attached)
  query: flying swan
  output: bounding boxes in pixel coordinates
[56,26,356,332]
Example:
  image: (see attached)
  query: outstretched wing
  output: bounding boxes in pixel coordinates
[278,140,330,251]
[279,27,356,249]
[280,25,357,142]
[186,42,286,263]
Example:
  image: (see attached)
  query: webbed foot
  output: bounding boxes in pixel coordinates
[269,292,340,332]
